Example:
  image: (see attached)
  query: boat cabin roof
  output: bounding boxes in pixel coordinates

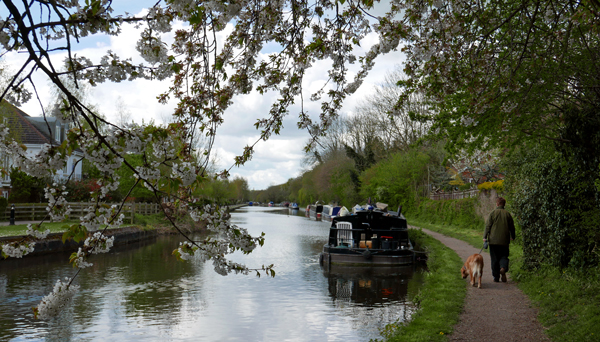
[331,210,407,230]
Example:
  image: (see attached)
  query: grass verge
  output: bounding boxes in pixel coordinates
[382,228,466,342]
[510,262,600,341]
[0,213,198,239]
[0,221,79,237]
[410,218,600,342]
[0,213,169,238]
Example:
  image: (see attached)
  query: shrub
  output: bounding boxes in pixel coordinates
[458,183,474,191]
[477,180,504,192]
[407,197,484,231]
[8,168,45,203]
[65,178,121,202]
[504,144,600,268]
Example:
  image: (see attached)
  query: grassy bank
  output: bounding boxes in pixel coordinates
[410,217,600,342]
[383,228,465,342]
[510,264,600,341]
[0,213,168,238]
[0,221,79,237]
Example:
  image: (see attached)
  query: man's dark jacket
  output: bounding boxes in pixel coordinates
[484,205,516,246]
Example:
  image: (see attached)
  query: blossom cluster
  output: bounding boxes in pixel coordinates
[33,278,79,320]
[45,184,72,222]
[26,224,50,239]
[79,205,124,232]
[70,248,93,269]
[172,162,197,187]
[1,241,35,258]
[69,232,114,269]
[84,232,115,254]
[173,241,198,261]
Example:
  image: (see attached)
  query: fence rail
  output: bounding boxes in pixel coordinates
[2,202,161,223]
[429,189,479,200]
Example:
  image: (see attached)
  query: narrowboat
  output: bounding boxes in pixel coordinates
[319,203,418,267]
[306,202,324,220]
[322,205,343,221]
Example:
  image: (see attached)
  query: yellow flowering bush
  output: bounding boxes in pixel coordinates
[477,180,504,192]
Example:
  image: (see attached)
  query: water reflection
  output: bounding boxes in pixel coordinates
[321,264,425,337]
[325,266,416,304]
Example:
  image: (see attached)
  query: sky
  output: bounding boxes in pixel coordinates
[2,2,405,190]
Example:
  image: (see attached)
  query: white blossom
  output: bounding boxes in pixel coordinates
[84,232,115,254]
[34,278,79,320]
[72,248,93,268]
[26,224,50,239]
[1,242,35,258]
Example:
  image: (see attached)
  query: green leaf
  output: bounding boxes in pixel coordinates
[171,63,182,74]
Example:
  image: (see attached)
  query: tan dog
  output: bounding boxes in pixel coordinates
[461,254,484,288]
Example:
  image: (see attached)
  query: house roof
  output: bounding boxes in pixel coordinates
[0,100,56,145]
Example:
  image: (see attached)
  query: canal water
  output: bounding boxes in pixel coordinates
[0,206,425,341]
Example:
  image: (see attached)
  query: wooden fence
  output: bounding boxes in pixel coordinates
[429,189,479,200]
[2,202,161,224]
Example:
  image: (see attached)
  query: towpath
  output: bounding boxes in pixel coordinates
[413,226,550,342]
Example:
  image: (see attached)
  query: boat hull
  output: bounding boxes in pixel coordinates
[320,245,414,267]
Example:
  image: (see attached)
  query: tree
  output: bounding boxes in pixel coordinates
[450,148,502,185]
[360,148,430,210]
[0,0,407,319]
[354,68,430,153]
[398,0,600,154]
[396,0,600,267]
[230,176,250,203]
[8,168,45,203]
[115,154,156,202]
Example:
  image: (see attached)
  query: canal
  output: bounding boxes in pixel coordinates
[0,206,425,341]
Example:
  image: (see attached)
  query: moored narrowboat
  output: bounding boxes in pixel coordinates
[306,202,324,220]
[319,203,418,267]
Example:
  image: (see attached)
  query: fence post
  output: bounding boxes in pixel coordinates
[131,202,135,224]
[9,204,15,225]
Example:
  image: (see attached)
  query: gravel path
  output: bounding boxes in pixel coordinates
[414,226,550,342]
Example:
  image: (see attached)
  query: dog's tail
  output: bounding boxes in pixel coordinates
[471,254,484,277]
[472,265,482,278]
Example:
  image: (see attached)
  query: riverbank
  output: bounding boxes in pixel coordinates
[383,228,465,342]
[0,204,247,258]
[408,219,600,342]
[0,223,193,258]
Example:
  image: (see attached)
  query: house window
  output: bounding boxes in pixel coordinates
[55,123,61,142]
[2,191,8,198]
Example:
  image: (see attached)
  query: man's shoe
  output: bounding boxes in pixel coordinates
[493,278,499,283]
[500,268,507,282]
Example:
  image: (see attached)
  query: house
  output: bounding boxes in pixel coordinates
[0,100,83,198]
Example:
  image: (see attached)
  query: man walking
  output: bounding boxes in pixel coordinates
[483,197,516,282]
